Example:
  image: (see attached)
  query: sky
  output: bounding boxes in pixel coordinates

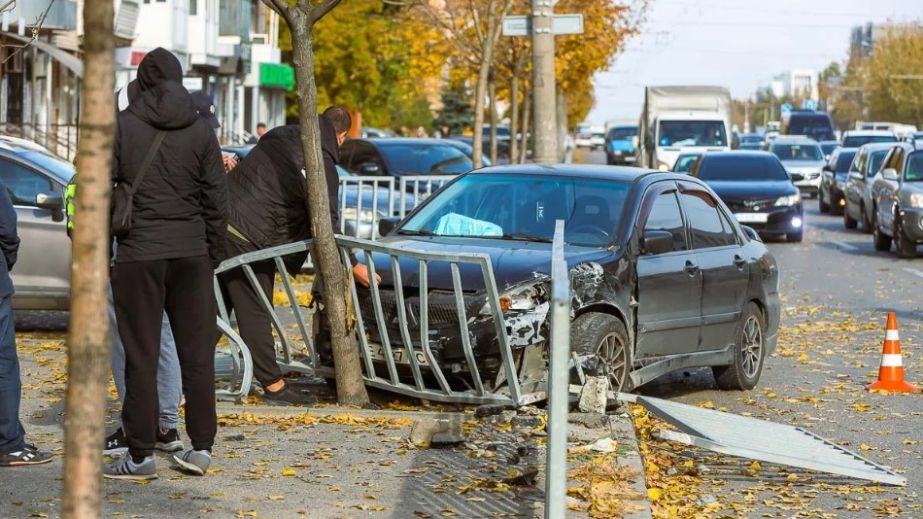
[585,0,923,125]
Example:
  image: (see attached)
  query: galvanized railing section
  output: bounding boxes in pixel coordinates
[336,175,454,240]
[213,240,319,400]
[337,235,528,406]
[545,221,569,519]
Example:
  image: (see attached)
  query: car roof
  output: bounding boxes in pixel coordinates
[353,138,465,147]
[772,136,820,145]
[469,164,677,183]
[843,130,896,137]
[700,150,776,160]
[0,135,53,154]
[858,142,901,152]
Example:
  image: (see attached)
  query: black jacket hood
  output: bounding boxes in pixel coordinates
[137,47,183,91]
[128,81,198,130]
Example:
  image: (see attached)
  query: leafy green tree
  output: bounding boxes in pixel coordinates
[433,83,475,135]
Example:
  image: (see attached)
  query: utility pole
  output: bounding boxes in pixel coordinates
[531,0,557,163]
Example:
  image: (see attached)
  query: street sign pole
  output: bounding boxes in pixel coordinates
[531,0,557,163]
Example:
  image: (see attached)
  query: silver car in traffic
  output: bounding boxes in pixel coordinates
[770,136,825,198]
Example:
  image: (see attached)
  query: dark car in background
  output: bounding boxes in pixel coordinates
[819,147,857,215]
[605,125,638,165]
[781,110,836,142]
[844,142,895,232]
[693,151,803,242]
[819,140,840,160]
[870,142,923,258]
[0,137,73,310]
[340,138,475,184]
[365,165,780,393]
[739,134,765,151]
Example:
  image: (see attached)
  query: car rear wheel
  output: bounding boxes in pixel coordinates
[893,216,917,259]
[872,211,892,251]
[843,207,858,229]
[571,313,630,393]
[712,302,765,390]
[819,189,830,213]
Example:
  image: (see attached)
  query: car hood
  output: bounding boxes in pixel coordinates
[781,160,824,170]
[365,236,613,293]
[705,180,797,202]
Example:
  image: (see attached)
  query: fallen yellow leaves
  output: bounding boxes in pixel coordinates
[567,453,640,518]
[216,412,413,430]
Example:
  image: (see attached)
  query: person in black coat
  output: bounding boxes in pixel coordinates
[105,47,227,480]
[0,185,52,467]
[220,106,373,405]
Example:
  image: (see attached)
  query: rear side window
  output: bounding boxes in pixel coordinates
[680,191,737,249]
[0,159,56,206]
[905,152,923,182]
[643,191,687,252]
[834,151,857,173]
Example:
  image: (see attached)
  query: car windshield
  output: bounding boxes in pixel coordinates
[788,114,835,141]
[658,121,727,147]
[400,174,630,246]
[695,155,789,181]
[673,155,700,173]
[843,135,897,148]
[834,151,857,173]
[380,144,474,175]
[609,127,636,140]
[19,150,75,182]
[905,152,923,181]
[771,143,823,162]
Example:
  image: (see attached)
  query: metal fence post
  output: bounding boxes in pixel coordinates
[545,220,568,519]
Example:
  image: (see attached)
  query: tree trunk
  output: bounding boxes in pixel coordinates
[556,86,567,162]
[471,57,490,169]
[62,0,115,517]
[488,72,498,165]
[519,90,531,164]
[287,7,368,405]
[509,74,519,165]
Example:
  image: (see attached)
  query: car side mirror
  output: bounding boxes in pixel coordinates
[848,171,863,181]
[882,168,898,181]
[641,230,673,255]
[740,225,761,242]
[378,216,401,237]
[358,162,381,175]
[36,192,65,221]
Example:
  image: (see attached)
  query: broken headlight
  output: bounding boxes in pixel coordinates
[479,282,547,316]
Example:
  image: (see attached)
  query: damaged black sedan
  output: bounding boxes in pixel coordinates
[355,165,780,395]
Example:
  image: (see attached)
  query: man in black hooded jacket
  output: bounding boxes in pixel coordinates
[105,48,227,480]
[220,107,373,405]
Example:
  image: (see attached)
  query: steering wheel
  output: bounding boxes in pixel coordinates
[569,224,610,240]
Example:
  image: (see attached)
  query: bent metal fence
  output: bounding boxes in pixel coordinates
[336,175,454,241]
[212,231,562,406]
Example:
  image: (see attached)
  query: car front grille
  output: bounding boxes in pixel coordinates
[724,197,778,213]
[356,288,482,346]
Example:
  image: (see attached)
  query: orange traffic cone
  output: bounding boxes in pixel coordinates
[868,312,917,393]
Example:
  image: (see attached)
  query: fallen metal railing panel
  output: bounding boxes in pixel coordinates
[338,175,396,240]
[628,394,907,486]
[397,175,454,217]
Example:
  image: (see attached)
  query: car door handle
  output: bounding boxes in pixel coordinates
[684,260,699,276]
[733,255,747,269]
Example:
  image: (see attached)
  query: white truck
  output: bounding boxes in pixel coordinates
[639,86,733,170]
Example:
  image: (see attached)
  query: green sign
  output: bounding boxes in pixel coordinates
[259,63,294,92]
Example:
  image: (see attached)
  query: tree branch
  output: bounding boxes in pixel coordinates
[260,0,292,24]
[2,0,55,65]
[0,0,16,14]
[469,0,485,46]
[308,0,343,26]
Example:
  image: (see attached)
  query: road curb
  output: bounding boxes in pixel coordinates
[216,402,470,421]
[610,410,653,519]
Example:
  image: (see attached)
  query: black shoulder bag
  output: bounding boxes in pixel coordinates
[111,130,166,238]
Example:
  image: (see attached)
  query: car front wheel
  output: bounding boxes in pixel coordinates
[571,313,630,393]
[873,211,892,251]
[861,204,873,234]
[712,302,765,390]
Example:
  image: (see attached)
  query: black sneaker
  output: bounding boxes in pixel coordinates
[0,444,53,467]
[262,384,318,406]
[104,428,128,456]
[155,429,184,453]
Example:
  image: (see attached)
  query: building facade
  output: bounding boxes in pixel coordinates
[0,0,289,159]
[770,69,819,103]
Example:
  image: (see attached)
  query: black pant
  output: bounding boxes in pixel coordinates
[219,237,283,387]
[112,256,216,458]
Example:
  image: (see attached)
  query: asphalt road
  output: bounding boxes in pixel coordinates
[576,147,922,518]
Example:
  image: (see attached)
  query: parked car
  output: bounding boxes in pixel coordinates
[337,166,417,239]
[739,133,765,151]
[672,152,702,173]
[841,130,897,149]
[844,143,896,232]
[340,138,475,186]
[770,137,825,198]
[366,165,780,392]
[0,138,73,310]
[819,147,857,215]
[870,142,923,258]
[693,151,803,242]
[605,125,638,165]
[362,127,395,138]
[819,140,840,160]
[446,136,504,164]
